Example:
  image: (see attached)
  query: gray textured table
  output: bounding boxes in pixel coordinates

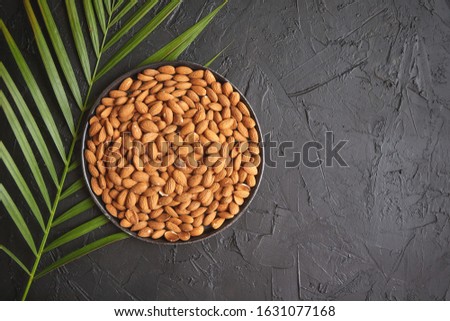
[1,0,450,300]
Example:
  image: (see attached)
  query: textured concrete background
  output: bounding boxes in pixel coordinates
[1,0,450,300]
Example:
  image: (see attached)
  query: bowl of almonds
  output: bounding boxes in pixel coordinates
[82,61,263,244]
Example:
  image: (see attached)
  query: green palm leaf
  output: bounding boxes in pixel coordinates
[204,42,231,67]
[37,0,83,107]
[103,0,112,14]
[0,245,30,275]
[0,20,66,161]
[104,0,158,51]
[24,0,75,134]
[113,0,125,12]
[1,0,227,300]
[36,233,129,279]
[83,0,100,57]
[68,160,80,172]
[66,0,91,82]
[0,92,51,209]
[0,143,45,231]
[52,199,95,227]
[93,0,107,33]
[0,185,37,256]
[110,0,137,26]
[140,0,227,65]
[60,178,85,200]
[95,0,180,81]
[45,216,109,253]
[0,63,58,185]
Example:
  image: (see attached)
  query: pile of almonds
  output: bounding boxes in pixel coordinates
[85,65,261,242]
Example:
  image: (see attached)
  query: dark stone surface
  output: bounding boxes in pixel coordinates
[1,0,450,300]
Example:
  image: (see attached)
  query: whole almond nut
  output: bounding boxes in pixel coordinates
[243,163,258,175]
[203,212,216,226]
[172,169,187,186]
[176,66,193,75]
[191,85,206,96]
[164,231,179,242]
[148,221,165,230]
[108,171,122,185]
[150,175,166,186]
[85,150,96,165]
[138,227,153,238]
[189,70,204,79]
[211,217,225,229]
[190,225,204,237]
[204,129,220,142]
[151,229,165,239]
[178,231,191,241]
[140,120,159,133]
[89,122,102,137]
[131,182,148,194]
[156,92,174,101]
[208,102,222,111]
[158,65,176,74]
[166,221,181,233]
[119,77,133,91]
[118,104,134,119]
[106,204,118,217]
[204,70,216,84]
[218,118,234,130]
[120,219,132,228]
[222,82,233,96]
[132,171,149,182]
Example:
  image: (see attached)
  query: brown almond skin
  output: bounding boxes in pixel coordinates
[151,229,165,239]
[132,171,149,182]
[140,120,159,133]
[106,204,118,217]
[190,226,204,237]
[119,77,133,91]
[118,104,134,119]
[203,212,216,226]
[204,70,216,84]
[218,118,234,130]
[138,227,153,238]
[211,217,225,230]
[179,231,191,241]
[85,150,96,165]
[156,92,174,101]
[166,221,182,233]
[189,70,204,79]
[164,231,180,242]
[204,129,220,142]
[158,65,176,74]
[148,221,165,230]
[243,163,258,175]
[120,219,132,228]
[150,175,166,186]
[180,223,193,232]
[176,66,193,75]
[172,169,187,186]
[108,171,122,186]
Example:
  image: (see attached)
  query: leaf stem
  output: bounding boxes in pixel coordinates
[21,10,115,301]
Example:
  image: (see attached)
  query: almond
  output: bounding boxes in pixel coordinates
[140,120,159,133]
[172,169,187,186]
[150,175,166,186]
[176,66,193,74]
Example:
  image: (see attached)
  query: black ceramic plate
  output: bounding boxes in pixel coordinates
[81,61,264,244]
